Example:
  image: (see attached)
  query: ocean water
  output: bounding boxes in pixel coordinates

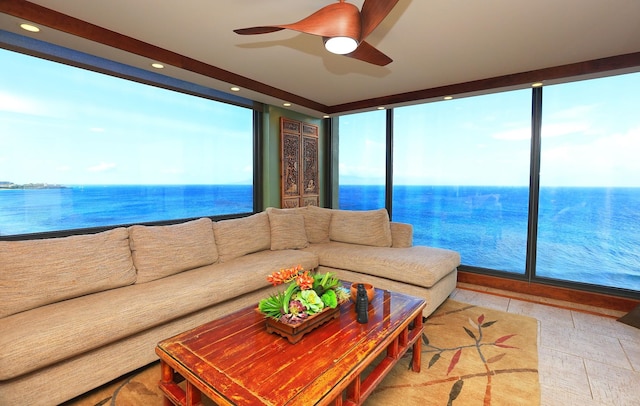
[0,185,253,236]
[339,185,640,292]
[1,184,638,293]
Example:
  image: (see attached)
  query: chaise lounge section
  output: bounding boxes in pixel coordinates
[0,206,460,405]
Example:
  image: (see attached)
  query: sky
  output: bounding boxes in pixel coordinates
[339,72,640,187]
[0,48,253,185]
[1,47,639,188]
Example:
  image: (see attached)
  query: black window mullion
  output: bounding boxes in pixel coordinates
[525,87,543,282]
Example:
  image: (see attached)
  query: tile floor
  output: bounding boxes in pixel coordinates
[452,283,640,406]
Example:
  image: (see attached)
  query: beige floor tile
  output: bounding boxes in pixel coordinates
[572,311,640,342]
[620,338,640,372]
[538,346,592,396]
[540,324,632,370]
[450,288,510,312]
[507,299,575,329]
[584,359,640,406]
[540,383,601,406]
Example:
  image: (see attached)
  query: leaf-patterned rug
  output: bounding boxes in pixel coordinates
[367,299,540,405]
[63,299,539,406]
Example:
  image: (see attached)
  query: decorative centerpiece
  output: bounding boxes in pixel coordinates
[258,265,350,343]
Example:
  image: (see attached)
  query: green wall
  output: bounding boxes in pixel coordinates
[261,105,326,210]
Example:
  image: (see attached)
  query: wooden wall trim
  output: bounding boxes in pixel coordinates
[457,271,639,313]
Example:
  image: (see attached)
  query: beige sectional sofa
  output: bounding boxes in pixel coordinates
[0,206,460,405]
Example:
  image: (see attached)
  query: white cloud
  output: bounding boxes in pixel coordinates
[88,162,116,172]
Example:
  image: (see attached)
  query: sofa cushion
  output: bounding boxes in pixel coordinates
[305,241,460,288]
[0,249,319,380]
[213,212,271,262]
[303,205,332,243]
[329,208,392,247]
[267,210,309,250]
[0,228,135,318]
[129,218,217,284]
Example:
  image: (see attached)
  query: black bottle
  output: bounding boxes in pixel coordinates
[356,283,369,324]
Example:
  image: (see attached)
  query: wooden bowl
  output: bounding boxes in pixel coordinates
[350,282,375,303]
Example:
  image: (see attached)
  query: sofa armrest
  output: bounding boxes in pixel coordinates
[390,222,413,248]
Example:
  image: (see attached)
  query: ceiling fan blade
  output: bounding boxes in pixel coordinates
[359,0,401,40]
[234,27,285,35]
[344,41,392,66]
[234,2,360,39]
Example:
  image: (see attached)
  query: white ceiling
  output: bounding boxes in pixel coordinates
[1,0,640,117]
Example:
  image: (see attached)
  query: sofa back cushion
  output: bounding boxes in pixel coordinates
[0,227,136,318]
[213,212,271,262]
[303,205,332,243]
[329,208,392,247]
[266,208,309,250]
[129,218,217,284]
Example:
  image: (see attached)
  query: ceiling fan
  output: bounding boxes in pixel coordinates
[233,0,400,66]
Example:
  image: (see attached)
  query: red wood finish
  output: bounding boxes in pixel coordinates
[156,288,425,406]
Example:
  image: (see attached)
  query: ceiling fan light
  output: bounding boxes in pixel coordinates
[324,36,358,55]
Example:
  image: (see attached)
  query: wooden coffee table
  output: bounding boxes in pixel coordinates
[156,287,425,406]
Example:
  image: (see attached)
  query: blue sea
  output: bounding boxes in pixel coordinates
[1,184,638,293]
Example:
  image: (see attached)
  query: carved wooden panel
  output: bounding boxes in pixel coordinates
[280,117,318,208]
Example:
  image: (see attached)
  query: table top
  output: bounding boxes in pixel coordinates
[157,287,426,406]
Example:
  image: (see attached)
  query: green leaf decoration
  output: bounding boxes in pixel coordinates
[463,326,476,340]
[428,353,441,369]
[447,379,464,406]
[481,320,497,328]
[422,333,429,345]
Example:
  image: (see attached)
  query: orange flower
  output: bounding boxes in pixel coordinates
[266,265,303,286]
[296,271,314,290]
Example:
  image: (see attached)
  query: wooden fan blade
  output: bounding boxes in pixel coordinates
[360,0,401,40]
[344,41,392,66]
[234,2,360,39]
[234,27,285,35]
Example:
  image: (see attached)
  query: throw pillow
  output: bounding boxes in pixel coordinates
[303,205,332,243]
[0,227,136,318]
[268,211,309,250]
[329,208,392,247]
[129,217,218,284]
[213,212,271,262]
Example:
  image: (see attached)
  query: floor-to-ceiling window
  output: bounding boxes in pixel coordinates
[392,90,532,274]
[537,74,640,291]
[337,72,640,296]
[0,45,255,237]
[338,109,386,210]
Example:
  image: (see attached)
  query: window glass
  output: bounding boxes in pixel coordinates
[538,73,640,291]
[0,49,253,236]
[338,110,386,210]
[393,90,531,273]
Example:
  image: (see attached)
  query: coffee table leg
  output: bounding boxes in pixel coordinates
[411,315,423,372]
[160,361,175,406]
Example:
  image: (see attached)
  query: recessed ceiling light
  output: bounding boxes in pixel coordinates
[443,96,453,100]
[377,106,385,110]
[230,87,240,92]
[20,23,40,33]
[283,103,292,107]
[531,82,544,88]
[323,115,330,119]
[151,63,164,69]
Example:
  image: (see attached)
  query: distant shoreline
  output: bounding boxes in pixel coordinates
[0,182,67,190]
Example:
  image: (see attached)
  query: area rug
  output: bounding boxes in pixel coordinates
[366,299,540,405]
[63,300,539,406]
